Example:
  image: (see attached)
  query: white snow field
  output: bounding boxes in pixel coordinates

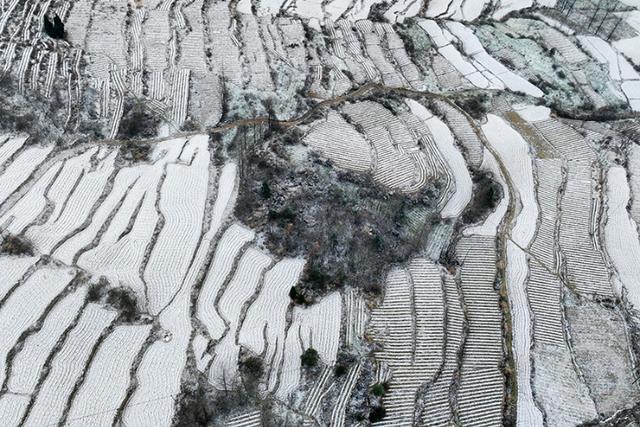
[482,113,544,426]
[197,223,255,339]
[341,100,433,193]
[529,119,614,297]
[445,22,544,97]
[65,324,152,426]
[238,257,306,374]
[0,265,76,388]
[22,303,117,426]
[482,114,539,246]
[4,287,87,403]
[527,159,599,426]
[605,166,640,310]
[407,99,472,217]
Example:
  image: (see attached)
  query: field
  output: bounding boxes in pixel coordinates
[0,0,640,425]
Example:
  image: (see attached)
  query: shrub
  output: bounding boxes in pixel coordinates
[87,283,104,303]
[260,181,272,199]
[268,207,296,225]
[119,142,151,163]
[460,171,503,225]
[455,94,489,120]
[14,113,35,132]
[241,356,264,378]
[106,287,139,322]
[368,1,389,22]
[181,119,200,132]
[301,348,319,368]
[369,405,386,422]
[335,350,357,376]
[289,286,309,305]
[0,234,34,256]
[371,383,386,397]
[117,101,161,140]
[335,363,348,377]
[174,386,211,427]
[239,356,264,396]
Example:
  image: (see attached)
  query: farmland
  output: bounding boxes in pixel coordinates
[1,0,640,425]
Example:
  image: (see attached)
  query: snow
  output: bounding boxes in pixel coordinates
[7,287,87,395]
[0,144,53,206]
[145,135,210,314]
[73,139,186,301]
[303,111,373,173]
[604,166,640,310]
[0,394,30,427]
[0,266,75,389]
[122,286,189,426]
[275,292,341,399]
[578,36,639,81]
[197,224,255,338]
[406,99,472,218]
[445,22,543,97]
[238,258,305,368]
[0,135,27,165]
[513,103,551,122]
[578,35,640,110]
[24,303,117,427]
[506,242,544,427]
[613,37,640,67]
[494,0,532,20]
[482,115,539,246]
[66,324,152,426]
[0,256,37,300]
[0,161,63,235]
[25,150,117,255]
[208,247,272,389]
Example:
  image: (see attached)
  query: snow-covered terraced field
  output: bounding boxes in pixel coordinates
[605,166,640,310]
[455,235,504,426]
[65,324,152,426]
[368,259,444,425]
[23,303,117,426]
[406,99,471,216]
[303,111,373,172]
[341,100,432,193]
[3,0,640,424]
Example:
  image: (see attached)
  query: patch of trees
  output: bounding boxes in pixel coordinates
[119,141,152,163]
[234,125,441,303]
[174,352,281,426]
[0,74,65,143]
[43,14,64,39]
[459,170,503,226]
[87,278,141,323]
[300,348,319,368]
[0,234,34,257]
[551,102,631,121]
[368,1,390,22]
[117,101,161,140]
[336,357,389,424]
[454,94,490,120]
